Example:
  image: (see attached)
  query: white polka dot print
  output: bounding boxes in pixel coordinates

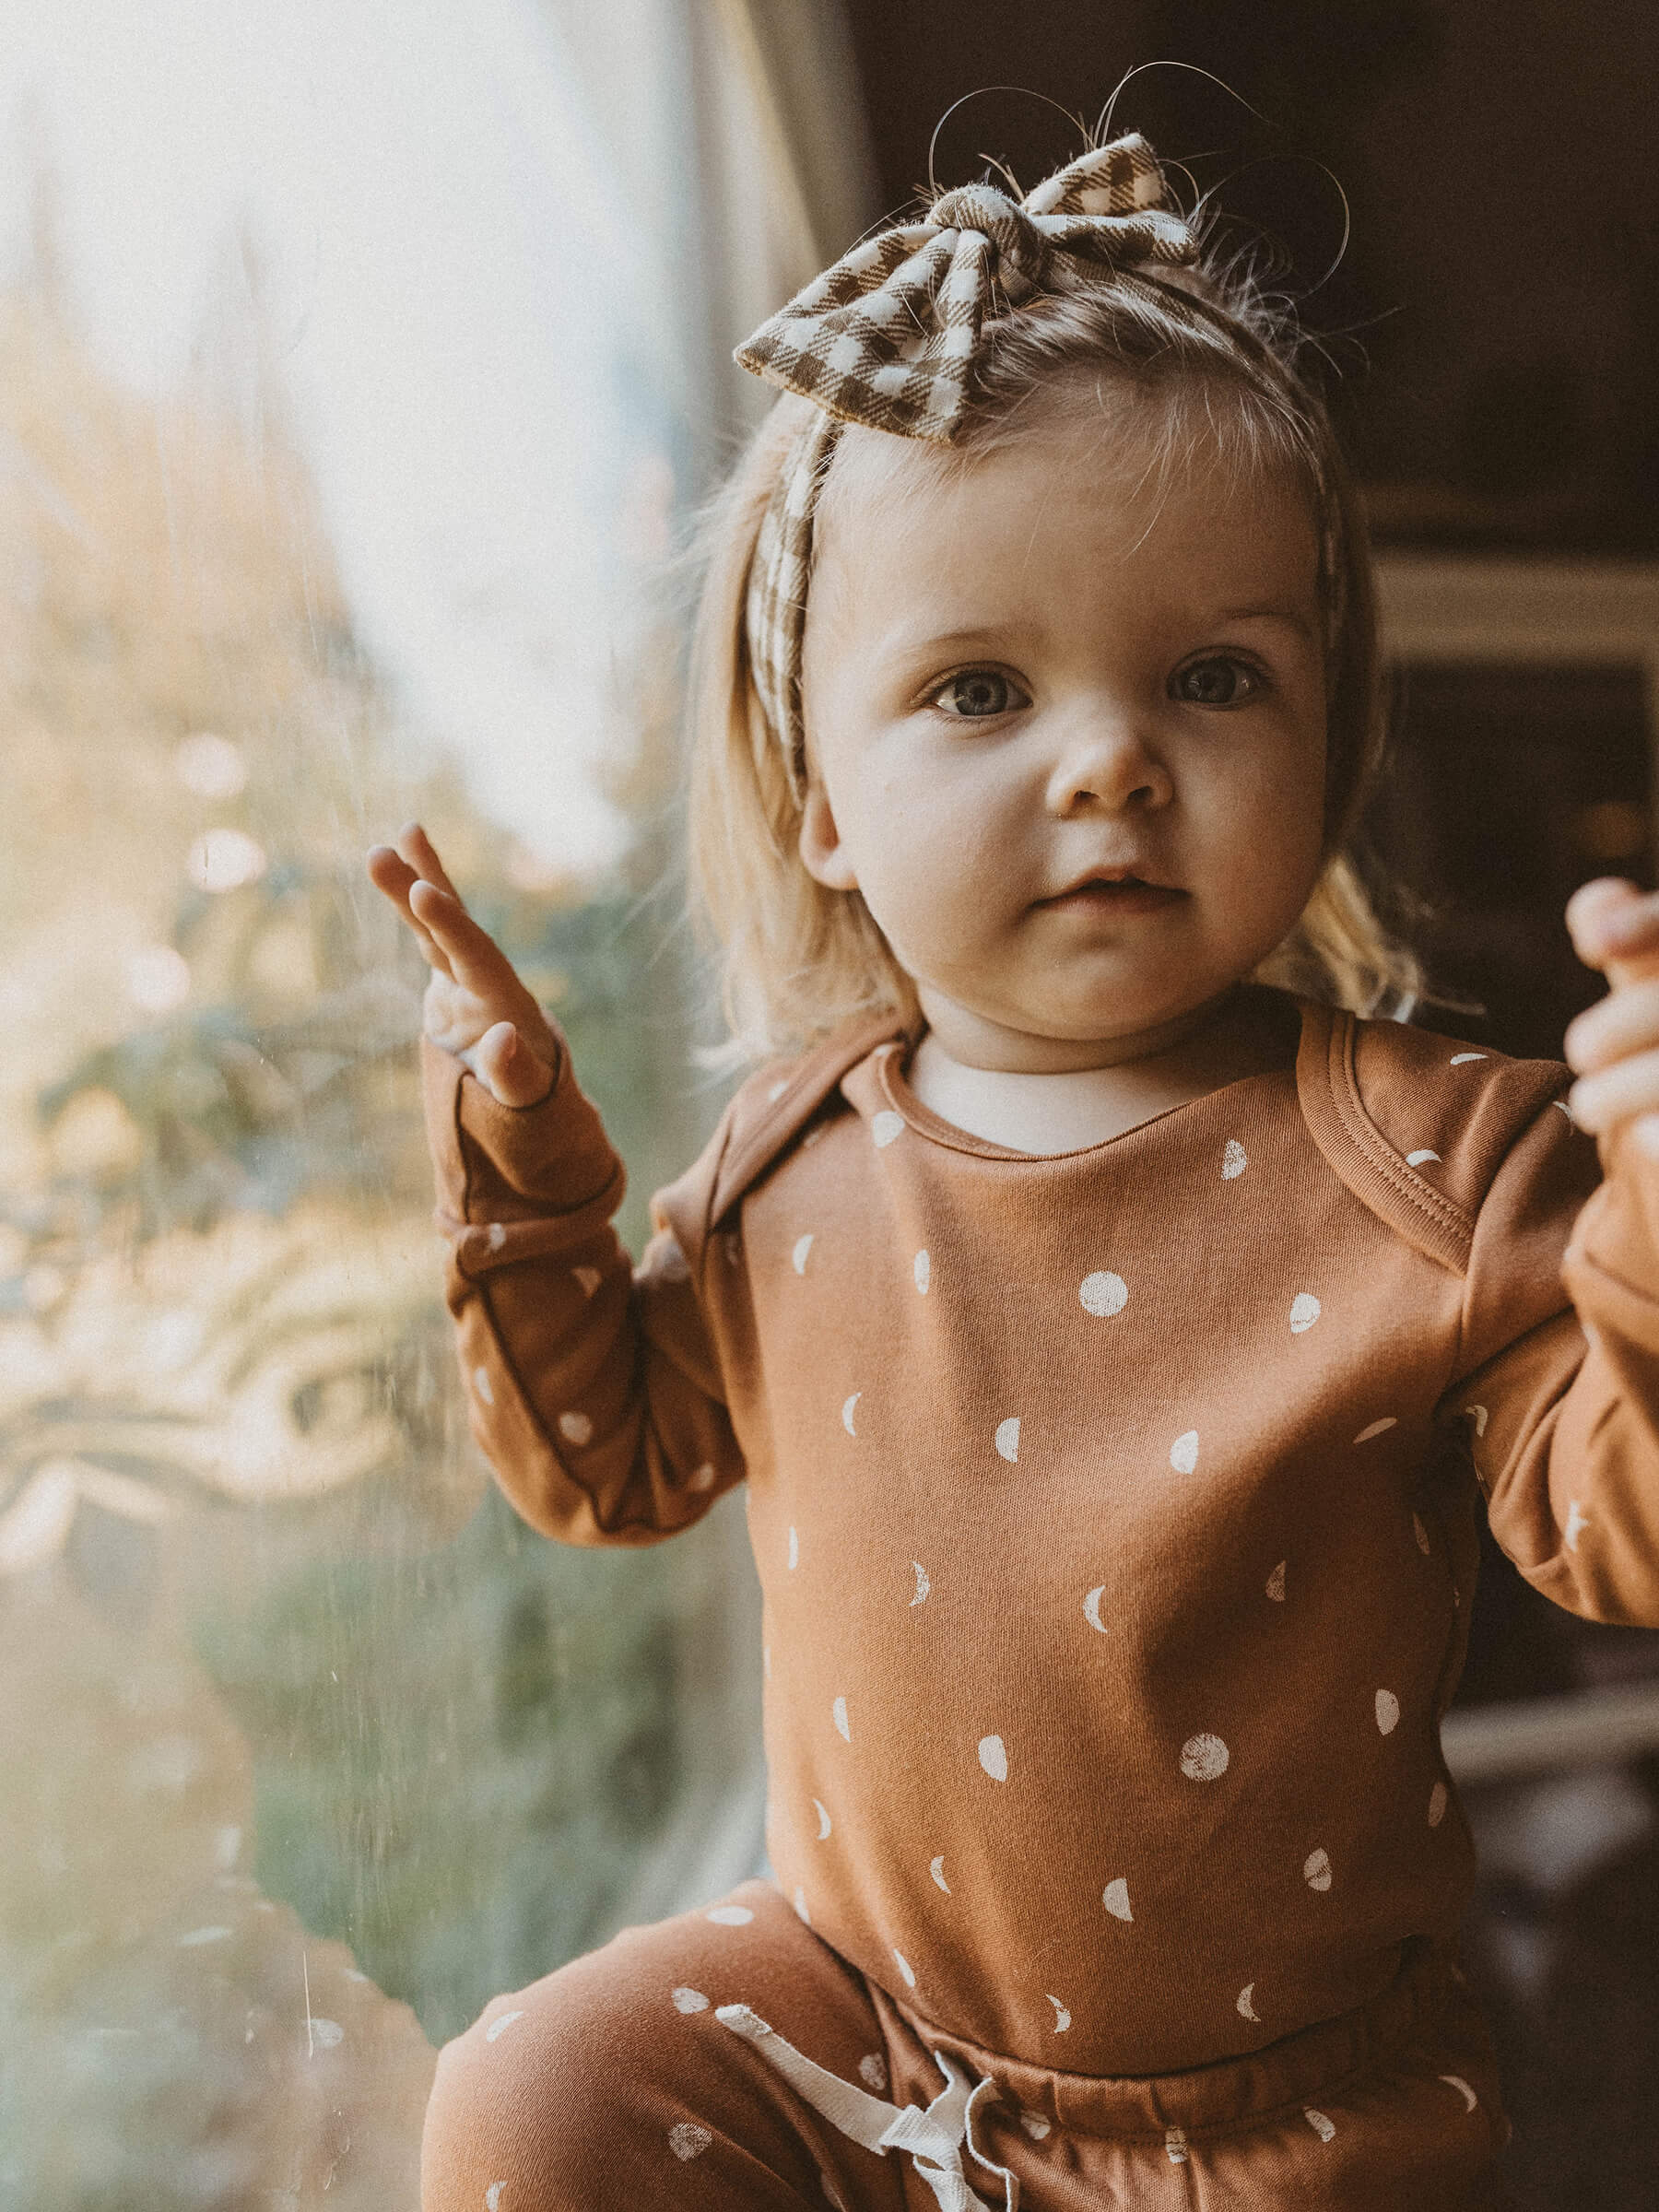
[487,1221,506,1251]
[706,1904,754,1926]
[1304,2109,1335,2143]
[1169,1430,1199,1474]
[872,1111,905,1148]
[1018,2111,1052,2141]
[930,1855,950,1893]
[485,2009,525,2043]
[832,1696,851,1741]
[1304,1847,1333,1892]
[910,1560,931,1606]
[1165,2127,1188,2165]
[1565,1499,1589,1551]
[892,1947,917,1988]
[1083,1585,1108,1632]
[558,1410,592,1446]
[473,1367,494,1406]
[978,1734,1008,1782]
[670,2122,713,2161]
[994,1417,1020,1464]
[1375,1689,1401,1735]
[1429,1781,1449,1828]
[913,1248,931,1293]
[792,1233,815,1275]
[1289,1292,1322,1334]
[1180,1732,1229,1782]
[1265,1559,1287,1602]
[1046,1994,1071,2032]
[1236,1983,1260,2022]
[841,1393,861,1437]
[1102,1877,1133,1922]
[1222,1137,1248,1180]
[672,1987,709,2014]
[1078,1270,1128,1318]
[688,1462,716,1492]
[859,2052,888,2092]
[572,1265,602,1298]
[767,1078,789,1103]
[1406,1149,1441,1168]
[813,1798,832,1839]
[788,1525,799,1571]
[1354,1417,1396,1444]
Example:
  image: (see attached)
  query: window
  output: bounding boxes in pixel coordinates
[0,4,871,2195]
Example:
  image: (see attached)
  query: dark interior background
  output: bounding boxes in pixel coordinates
[837,12,1659,2206]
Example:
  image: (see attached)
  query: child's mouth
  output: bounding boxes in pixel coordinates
[1040,875,1186,916]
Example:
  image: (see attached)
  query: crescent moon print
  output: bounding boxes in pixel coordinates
[930,1855,950,1893]
[842,1394,861,1437]
[910,1561,931,1606]
[1354,1417,1396,1443]
[814,1798,832,1840]
[1102,1877,1133,1922]
[1083,1585,1108,1632]
[792,1233,814,1275]
[994,1417,1020,1463]
[1236,1983,1260,2022]
[1046,1994,1071,2032]
[1439,2074,1478,2112]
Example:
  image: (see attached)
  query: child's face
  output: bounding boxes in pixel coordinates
[796,399,1330,1065]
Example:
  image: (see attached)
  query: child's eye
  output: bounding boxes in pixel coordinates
[928,669,1029,720]
[1171,656,1264,707]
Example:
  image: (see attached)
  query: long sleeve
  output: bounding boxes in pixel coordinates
[420,1030,744,1547]
[1440,1089,1659,1625]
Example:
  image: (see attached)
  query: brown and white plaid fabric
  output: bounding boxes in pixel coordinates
[736,134,1199,789]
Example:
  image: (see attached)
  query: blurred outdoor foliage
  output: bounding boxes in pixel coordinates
[0,249,700,2201]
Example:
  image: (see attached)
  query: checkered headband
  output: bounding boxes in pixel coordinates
[736,134,1201,791]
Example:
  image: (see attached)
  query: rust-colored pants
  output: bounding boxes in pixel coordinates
[420,1879,1508,2209]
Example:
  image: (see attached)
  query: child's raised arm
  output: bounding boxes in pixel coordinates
[369,826,743,1547]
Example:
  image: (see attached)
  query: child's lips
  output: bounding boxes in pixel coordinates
[1038,875,1187,917]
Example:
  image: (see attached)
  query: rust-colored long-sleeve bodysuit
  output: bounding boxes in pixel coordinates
[418,990,1659,2209]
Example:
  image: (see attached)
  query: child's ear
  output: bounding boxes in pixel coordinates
[797,777,860,892]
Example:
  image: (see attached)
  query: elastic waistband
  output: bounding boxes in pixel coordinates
[874,1938,1465,2145]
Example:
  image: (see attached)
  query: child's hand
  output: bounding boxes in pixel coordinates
[366,824,559,1107]
[1564,877,1659,1158]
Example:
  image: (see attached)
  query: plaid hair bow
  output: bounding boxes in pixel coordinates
[735,133,1197,445]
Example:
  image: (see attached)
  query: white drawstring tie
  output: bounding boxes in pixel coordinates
[717,2003,1018,2212]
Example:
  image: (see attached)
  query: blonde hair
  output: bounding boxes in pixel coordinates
[685,207,1421,1065]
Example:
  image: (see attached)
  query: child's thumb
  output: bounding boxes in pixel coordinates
[474,1020,556,1109]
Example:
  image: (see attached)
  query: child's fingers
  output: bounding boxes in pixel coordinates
[394,821,462,903]
[469,1020,557,1109]
[1566,877,1659,983]
[366,844,454,978]
[407,879,540,1021]
[1566,1046,1659,1135]
[1565,976,1659,1074]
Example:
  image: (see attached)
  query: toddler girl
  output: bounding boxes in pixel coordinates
[371,128,1659,2211]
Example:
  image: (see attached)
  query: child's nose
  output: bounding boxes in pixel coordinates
[1044,717,1174,816]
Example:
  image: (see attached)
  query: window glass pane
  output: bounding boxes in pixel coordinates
[0,5,771,2196]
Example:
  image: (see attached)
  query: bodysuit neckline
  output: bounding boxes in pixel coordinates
[873,990,1313,1164]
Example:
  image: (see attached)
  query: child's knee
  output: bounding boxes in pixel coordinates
[420,1973,628,2210]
